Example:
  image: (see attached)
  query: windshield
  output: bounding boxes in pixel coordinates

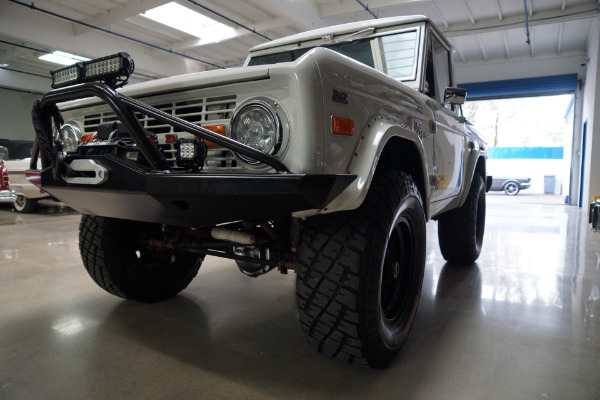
[248,37,375,68]
[247,29,420,82]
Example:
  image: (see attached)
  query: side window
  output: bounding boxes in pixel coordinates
[379,30,419,81]
[424,34,451,105]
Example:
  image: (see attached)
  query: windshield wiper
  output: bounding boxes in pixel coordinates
[322,27,376,44]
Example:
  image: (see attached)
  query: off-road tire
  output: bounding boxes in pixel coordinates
[296,171,426,368]
[437,174,486,264]
[79,215,203,302]
[13,195,37,213]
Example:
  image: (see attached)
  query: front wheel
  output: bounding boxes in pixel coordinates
[296,171,426,367]
[79,215,203,302]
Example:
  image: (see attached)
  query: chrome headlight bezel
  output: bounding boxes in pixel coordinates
[230,98,289,166]
[57,120,83,154]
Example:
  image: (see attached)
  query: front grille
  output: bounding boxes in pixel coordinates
[82,94,241,171]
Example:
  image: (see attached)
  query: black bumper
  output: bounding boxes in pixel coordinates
[38,155,356,227]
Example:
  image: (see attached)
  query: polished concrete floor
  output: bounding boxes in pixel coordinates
[1,194,599,399]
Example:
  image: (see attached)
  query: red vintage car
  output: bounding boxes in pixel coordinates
[0,152,17,204]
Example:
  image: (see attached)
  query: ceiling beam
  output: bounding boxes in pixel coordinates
[441,3,599,38]
[493,0,504,20]
[169,16,283,52]
[254,0,327,30]
[0,46,35,64]
[502,30,511,58]
[0,68,51,93]
[319,0,426,19]
[448,38,465,63]
[74,0,170,35]
[557,22,564,54]
[476,35,488,61]
[431,1,449,28]
[463,0,476,24]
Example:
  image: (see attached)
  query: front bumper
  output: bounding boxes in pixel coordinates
[0,189,16,203]
[37,155,355,227]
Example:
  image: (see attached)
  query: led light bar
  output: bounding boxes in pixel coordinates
[51,64,82,88]
[50,52,135,89]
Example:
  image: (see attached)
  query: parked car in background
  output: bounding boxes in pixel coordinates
[4,158,52,212]
[0,158,17,204]
[490,177,531,195]
[0,140,52,212]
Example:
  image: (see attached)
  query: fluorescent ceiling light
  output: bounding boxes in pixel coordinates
[39,51,90,66]
[141,2,236,44]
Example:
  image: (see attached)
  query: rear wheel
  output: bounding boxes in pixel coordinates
[13,195,37,213]
[79,215,203,302]
[437,174,486,264]
[296,171,426,367]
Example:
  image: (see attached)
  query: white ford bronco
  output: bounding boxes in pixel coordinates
[30,15,488,367]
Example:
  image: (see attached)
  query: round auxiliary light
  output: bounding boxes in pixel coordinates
[57,121,83,153]
[230,100,282,165]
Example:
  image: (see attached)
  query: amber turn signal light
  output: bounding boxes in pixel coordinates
[332,116,354,136]
[203,125,226,147]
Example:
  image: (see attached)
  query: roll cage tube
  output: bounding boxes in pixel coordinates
[30,82,291,173]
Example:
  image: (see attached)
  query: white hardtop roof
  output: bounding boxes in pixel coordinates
[249,15,429,53]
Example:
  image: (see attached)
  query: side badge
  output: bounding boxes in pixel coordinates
[413,120,423,137]
[332,89,348,104]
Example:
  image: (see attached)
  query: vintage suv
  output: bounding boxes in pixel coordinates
[30,15,487,367]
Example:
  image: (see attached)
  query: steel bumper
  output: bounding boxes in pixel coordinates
[37,155,356,227]
[0,189,16,203]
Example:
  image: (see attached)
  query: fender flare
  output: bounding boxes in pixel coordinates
[319,115,430,218]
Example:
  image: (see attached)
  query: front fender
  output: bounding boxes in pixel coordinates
[315,117,429,217]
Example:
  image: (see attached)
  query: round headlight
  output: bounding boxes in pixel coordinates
[230,100,282,165]
[57,121,82,153]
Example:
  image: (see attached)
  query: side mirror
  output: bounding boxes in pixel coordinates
[443,87,467,105]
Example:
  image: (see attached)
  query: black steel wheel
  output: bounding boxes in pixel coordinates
[296,171,426,367]
[79,215,203,302]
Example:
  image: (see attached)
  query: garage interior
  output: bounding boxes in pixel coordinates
[1,0,599,399]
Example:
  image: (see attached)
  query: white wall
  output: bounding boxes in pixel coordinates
[488,158,569,196]
[0,89,40,141]
[581,17,600,207]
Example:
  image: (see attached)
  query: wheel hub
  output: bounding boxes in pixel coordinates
[392,261,400,279]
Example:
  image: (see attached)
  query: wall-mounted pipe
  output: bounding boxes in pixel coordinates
[185,0,272,41]
[355,0,378,19]
[0,66,51,80]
